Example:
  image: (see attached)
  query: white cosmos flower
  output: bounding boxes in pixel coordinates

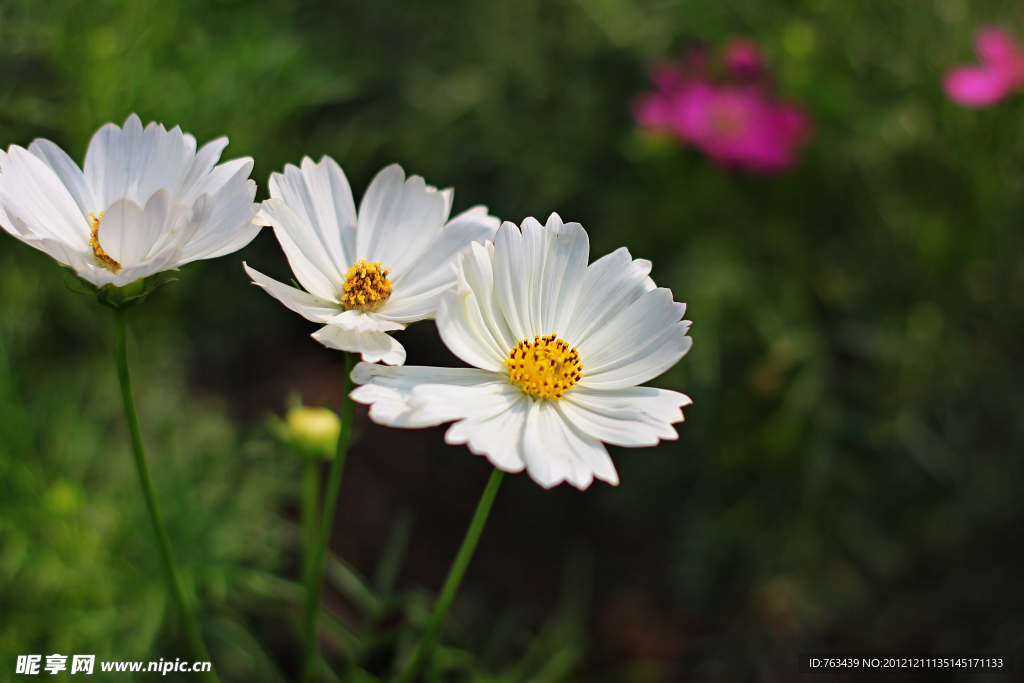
[0,114,261,288]
[244,157,500,366]
[350,213,693,490]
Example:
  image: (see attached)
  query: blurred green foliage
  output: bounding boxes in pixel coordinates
[2,0,1024,681]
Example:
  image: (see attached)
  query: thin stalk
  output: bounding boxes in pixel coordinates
[301,460,322,586]
[395,468,505,683]
[301,352,357,683]
[112,308,218,683]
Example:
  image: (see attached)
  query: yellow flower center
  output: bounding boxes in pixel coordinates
[505,334,582,400]
[341,260,393,311]
[87,211,120,271]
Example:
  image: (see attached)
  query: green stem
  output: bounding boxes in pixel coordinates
[395,468,505,683]
[301,460,322,587]
[112,308,218,683]
[301,352,357,683]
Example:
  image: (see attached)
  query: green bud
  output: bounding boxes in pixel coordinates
[270,404,341,461]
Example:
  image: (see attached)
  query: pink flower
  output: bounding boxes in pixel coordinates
[723,39,765,81]
[635,42,812,174]
[944,26,1024,108]
[674,84,810,173]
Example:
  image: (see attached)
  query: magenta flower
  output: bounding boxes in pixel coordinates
[635,41,812,174]
[673,84,810,173]
[723,39,765,81]
[944,26,1024,108]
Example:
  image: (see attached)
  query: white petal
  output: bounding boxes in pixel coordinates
[244,262,340,323]
[521,400,618,490]
[443,391,531,473]
[98,191,187,267]
[21,235,99,280]
[489,214,588,341]
[576,287,690,386]
[185,205,262,261]
[579,322,692,389]
[177,136,229,205]
[176,161,260,264]
[349,363,528,471]
[268,156,355,274]
[84,114,144,209]
[560,386,691,446]
[324,309,405,333]
[28,139,97,215]
[355,164,448,274]
[132,122,191,206]
[349,362,499,427]
[491,218,543,340]
[383,205,500,320]
[563,247,655,347]
[536,213,590,334]
[312,324,406,365]
[259,198,344,302]
[433,243,515,372]
[110,247,181,287]
[0,147,91,246]
[84,115,192,210]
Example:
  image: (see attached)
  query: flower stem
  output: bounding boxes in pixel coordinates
[112,308,218,683]
[395,468,505,683]
[301,460,322,589]
[301,352,357,683]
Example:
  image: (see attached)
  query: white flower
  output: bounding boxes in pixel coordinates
[350,214,693,490]
[244,157,500,366]
[0,114,261,288]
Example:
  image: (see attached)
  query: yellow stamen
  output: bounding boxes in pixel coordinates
[87,211,120,271]
[505,334,582,400]
[341,260,393,311]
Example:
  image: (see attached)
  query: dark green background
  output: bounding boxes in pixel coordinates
[1,0,1022,680]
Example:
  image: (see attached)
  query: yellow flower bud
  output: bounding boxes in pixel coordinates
[277,405,341,460]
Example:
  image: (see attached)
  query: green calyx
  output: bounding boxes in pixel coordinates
[64,273,178,309]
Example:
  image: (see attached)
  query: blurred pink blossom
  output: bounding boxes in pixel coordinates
[944,26,1024,108]
[723,39,765,81]
[635,41,812,174]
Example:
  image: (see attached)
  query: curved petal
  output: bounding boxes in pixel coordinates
[98,191,192,267]
[563,247,655,347]
[349,363,502,428]
[177,136,229,205]
[84,115,193,209]
[434,243,515,372]
[491,214,588,340]
[110,247,182,287]
[975,26,1023,70]
[312,323,406,365]
[576,287,690,386]
[944,66,1012,107]
[176,161,260,264]
[21,235,100,281]
[561,386,691,446]
[443,390,531,473]
[536,213,590,335]
[28,139,97,215]
[580,320,693,390]
[355,164,449,274]
[324,309,405,333]
[268,156,356,274]
[244,262,341,323]
[258,198,344,302]
[521,399,617,490]
[384,205,500,320]
[0,147,91,247]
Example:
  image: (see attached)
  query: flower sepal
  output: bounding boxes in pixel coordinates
[64,273,177,309]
